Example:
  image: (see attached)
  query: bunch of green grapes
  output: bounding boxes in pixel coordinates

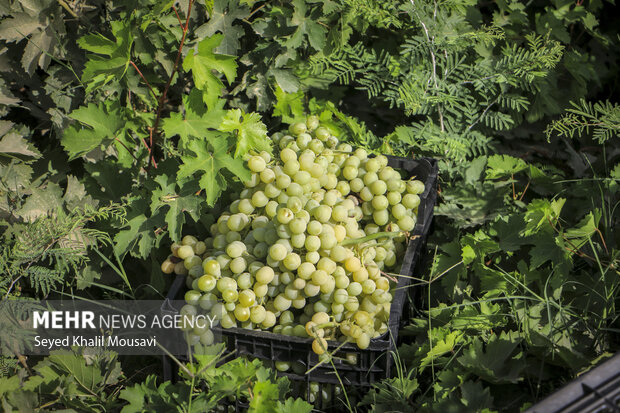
[161,115,425,355]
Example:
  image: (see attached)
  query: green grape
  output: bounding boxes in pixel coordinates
[226,241,246,258]
[392,204,407,220]
[407,179,425,194]
[276,173,292,189]
[287,182,303,197]
[402,193,421,209]
[234,306,250,322]
[177,245,194,260]
[248,155,266,173]
[239,289,256,307]
[260,168,275,184]
[202,259,221,276]
[307,220,323,235]
[283,252,301,270]
[197,275,217,292]
[371,195,389,210]
[274,294,292,311]
[398,215,416,231]
[182,235,198,246]
[254,282,268,297]
[256,266,275,284]
[304,282,321,297]
[220,313,236,329]
[370,180,387,195]
[291,233,306,248]
[264,183,281,198]
[222,290,239,303]
[331,205,348,222]
[250,305,266,324]
[225,231,241,243]
[184,290,201,306]
[251,191,269,208]
[363,171,378,186]
[289,218,307,234]
[373,209,389,226]
[360,187,373,202]
[269,244,287,261]
[290,122,307,135]
[280,147,297,163]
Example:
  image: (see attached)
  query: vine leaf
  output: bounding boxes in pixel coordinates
[149,174,202,242]
[220,109,271,157]
[162,90,226,143]
[195,0,250,56]
[457,331,525,383]
[78,21,134,90]
[61,103,123,160]
[183,34,238,109]
[287,0,327,51]
[178,134,250,206]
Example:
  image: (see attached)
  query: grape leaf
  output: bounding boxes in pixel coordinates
[219,109,271,157]
[178,134,250,206]
[273,87,305,124]
[276,398,313,413]
[183,34,238,109]
[114,197,165,259]
[457,331,525,383]
[286,0,327,51]
[529,232,569,269]
[248,380,279,413]
[0,13,43,42]
[78,21,134,86]
[0,131,41,158]
[194,0,250,55]
[161,90,226,143]
[486,154,528,179]
[149,174,203,242]
[61,103,123,160]
[522,198,565,236]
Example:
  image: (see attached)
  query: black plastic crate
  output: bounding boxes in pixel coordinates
[162,156,438,395]
[525,353,620,413]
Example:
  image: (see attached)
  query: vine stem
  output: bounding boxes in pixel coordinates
[147,0,195,171]
[129,61,159,100]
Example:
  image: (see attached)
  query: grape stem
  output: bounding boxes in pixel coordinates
[339,230,406,246]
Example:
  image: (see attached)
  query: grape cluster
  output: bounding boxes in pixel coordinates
[161,115,425,355]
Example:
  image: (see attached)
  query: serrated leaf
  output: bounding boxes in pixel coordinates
[161,89,225,142]
[248,381,279,413]
[419,330,463,369]
[0,13,42,42]
[457,331,525,383]
[69,103,123,136]
[149,174,203,242]
[522,198,565,236]
[460,381,494,410]
[21,26,55,75]
[486,154,528,179]
[18,182,63,221]
[114,198,165,259]
[529,232,568,269]
[194,0,250,55]
[77,33,117,55]
[183,34,237,109]
[61,103,123,160]
[276,398,313,413]
[270,68,300,93]
[219,109,271,157]
[0,132,41,158]
[273,87,305,124]
[287,0,327,51]
[178,134,250,206]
